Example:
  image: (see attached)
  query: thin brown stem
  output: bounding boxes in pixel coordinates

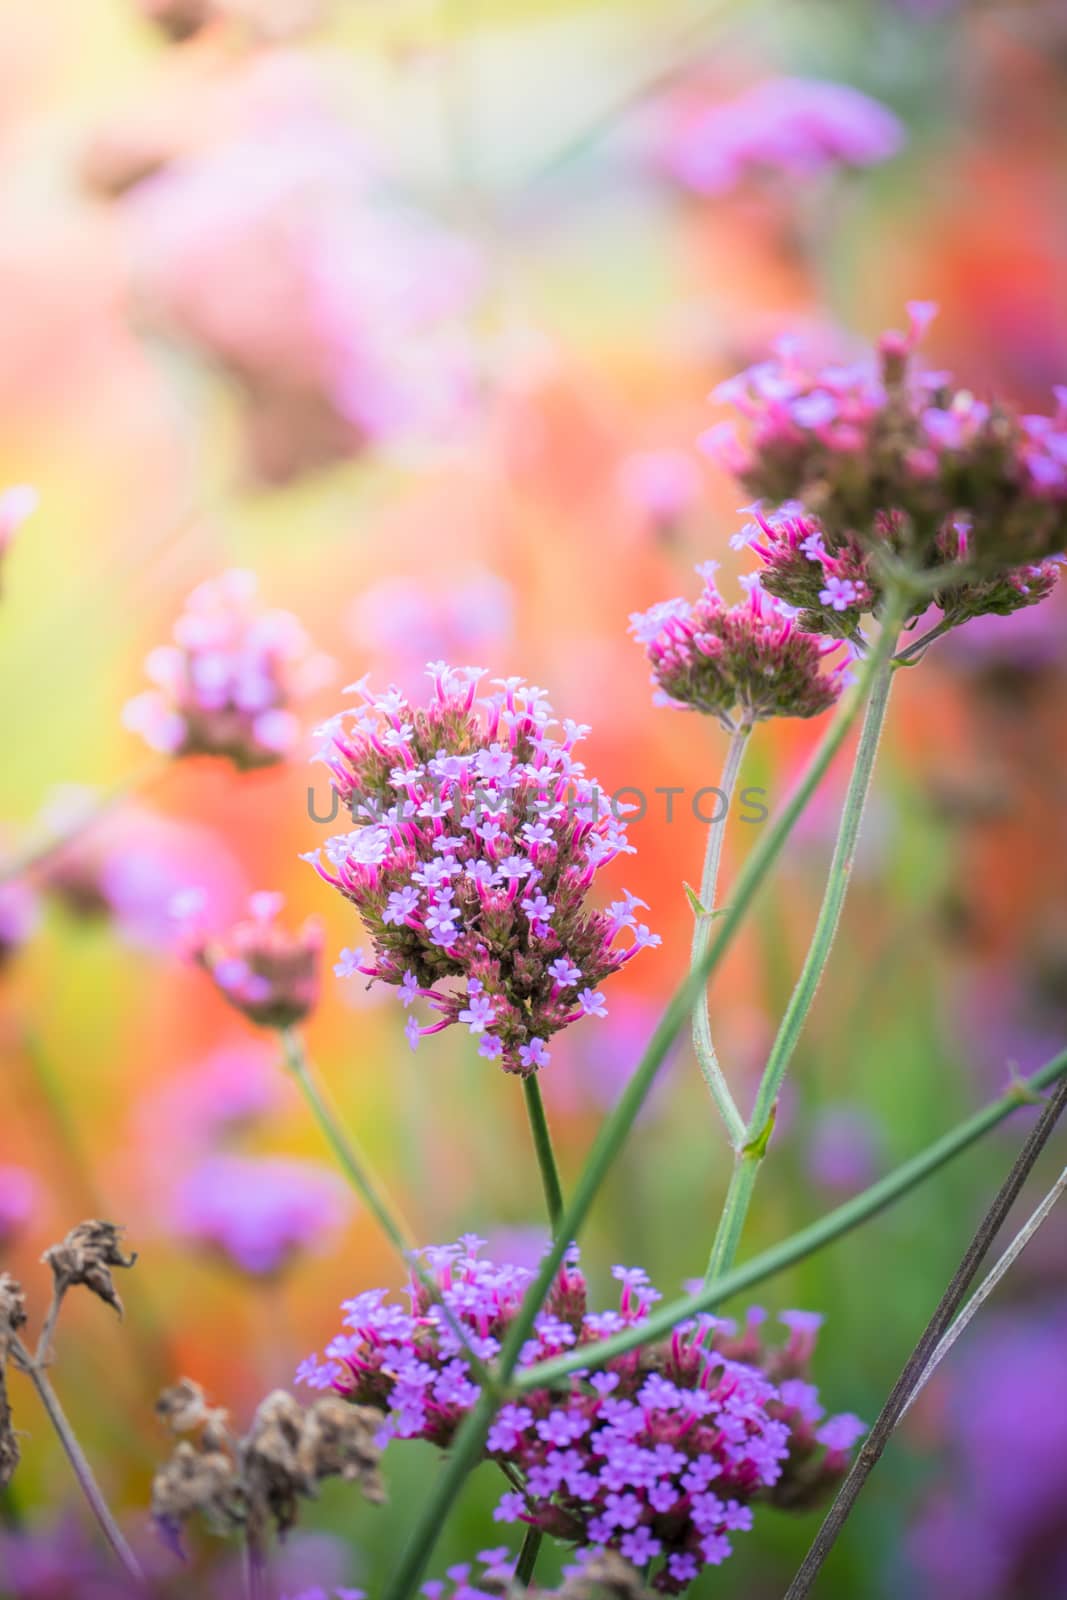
[11,1338,144,1582]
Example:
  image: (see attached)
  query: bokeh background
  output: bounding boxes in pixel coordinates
[1,0,1067,1595]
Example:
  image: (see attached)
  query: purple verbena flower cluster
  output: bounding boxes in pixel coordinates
[704,304,1065,640]
[629,564,850,725]
[178,890,323,1030]
[0,484,37,589]
[123,569,332,768]
[297,1238,863,1593]
[305,666,659,1076]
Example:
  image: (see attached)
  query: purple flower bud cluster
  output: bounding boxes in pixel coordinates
[172,1153,348,1277]
[178,890,323,1030]
[629,564,850,725]
[297,1238,863,1593]
[306,666,659,1076]
[704,305,1065,639]
[123,569,333,769]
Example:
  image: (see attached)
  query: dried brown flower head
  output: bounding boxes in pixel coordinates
[42,1221,137,1318]
[554,1552,651,1599]
[151,1381,384,1555]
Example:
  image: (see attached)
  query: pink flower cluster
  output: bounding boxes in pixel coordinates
[124,570,332,768]
[297,1238,862,1594]
[663,76,904,197]
[629,564,850,725]
[306,665,659,1076]
[704,304,1066,638]
[0,1165,37,1247]
[178,889,323,1030]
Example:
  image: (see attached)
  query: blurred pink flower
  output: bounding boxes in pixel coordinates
[0,1165,36,1247]
[38,787,247,948]
[347,570,514,695]
[616,449,702,537]
[121,96,481,481]
[0,876,39,969]
[0,484,37,566]
[172,1153,348,1276]
[123,570,332,768]
[178,889,323,1030]
[134,1041,282,1155]
[663,76,905,196]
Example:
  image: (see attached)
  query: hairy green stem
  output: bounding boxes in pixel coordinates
[691,724,750,1147]
[522,1076,565,1236]
[705,597,906,1281]
[513,1045,1067,1391]
[382,609,910,1600]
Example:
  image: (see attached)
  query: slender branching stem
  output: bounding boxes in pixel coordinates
[691,724,751,1148]
[10,1337,143,1582]
[512,1045,1067,1390]
[705,594,907,1281]
[783,1073,1067,1600]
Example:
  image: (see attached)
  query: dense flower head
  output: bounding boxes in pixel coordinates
[306,666,659,1076]
[123,570,333,769]
[298,1238,863,1593]
[630,565,850,724]
[172,1154,348,1276]
[704,305,1066,639]
[177,889,323,1029]
[663,76,904,197]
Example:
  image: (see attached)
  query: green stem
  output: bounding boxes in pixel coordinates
[513,1044,1067,1392]
[382,610,905,1600]
[522,1075,565,1236]
[705,596,906,1280]
[513,1523,543,1588]
[280,1028,413,1258]
[690,724,750,1148]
